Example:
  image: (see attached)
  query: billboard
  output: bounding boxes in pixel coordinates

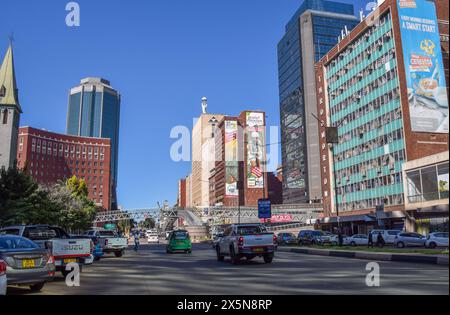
[397,0,448,133]
[225,120,239,197]
[246,112,265,188]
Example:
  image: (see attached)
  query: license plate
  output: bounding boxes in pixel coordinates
[253,248,264,252]
[22,259,35,268]
[64,258,77,264]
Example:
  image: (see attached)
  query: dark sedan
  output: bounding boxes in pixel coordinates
[276,233,298,245]
[0,235,55,292]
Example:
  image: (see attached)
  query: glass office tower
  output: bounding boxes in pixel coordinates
[278,0,359,204]
[67,78,121,209]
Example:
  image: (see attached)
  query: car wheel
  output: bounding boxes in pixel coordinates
[397,242,405,248]
[429,242,437,249]
[29,282,45,292]
[263,253,274,264]
[350,241,356,247]
[216,247,225,262]
[230,246,239,265]
[114,250,123,257]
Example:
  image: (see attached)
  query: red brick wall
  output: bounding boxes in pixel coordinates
[17,127,112,210]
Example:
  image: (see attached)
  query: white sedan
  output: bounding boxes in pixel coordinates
[344,234,369,246]
[0,259,6,295]
[426,232,449,248]
[147,234,159,243]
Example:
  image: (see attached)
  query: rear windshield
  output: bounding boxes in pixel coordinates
[98,231,116,237]
[24,227,64,240]
[173,231,189,240]
[0,237,39,250]
[237,226,267,235]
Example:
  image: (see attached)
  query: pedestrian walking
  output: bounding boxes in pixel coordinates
[134,233,140,252]
[376,232,385,248]
[368,232,374,248]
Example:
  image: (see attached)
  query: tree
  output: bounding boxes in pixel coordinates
[139,217,156,230]
[0,168,58,227]
[66,175,88,198]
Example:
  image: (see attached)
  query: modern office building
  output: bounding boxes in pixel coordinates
[17,126,112,210]
[0,43,21,171]
[315,0,449,234]
[191,98,224,208]
[278,0,359,204]
[210,111,268,207]
[66,77,120,208]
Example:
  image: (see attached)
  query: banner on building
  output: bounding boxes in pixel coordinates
[246,112,265,188]
[225,120,239,197]
[397,0,449,133]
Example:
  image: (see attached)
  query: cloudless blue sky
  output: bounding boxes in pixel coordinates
[1,0,371,209]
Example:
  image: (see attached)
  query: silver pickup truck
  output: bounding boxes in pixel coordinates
[216,224,277,264]
[0,225,92,276]
[85,229,128,257]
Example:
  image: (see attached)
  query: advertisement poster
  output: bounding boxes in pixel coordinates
[397,0,449,133]
[225,120,239,197]
[246,113,265,188]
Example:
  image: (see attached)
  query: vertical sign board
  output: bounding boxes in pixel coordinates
[246,112,265,188]
[397,0,449,133]
[225,120,239,197]
[258,199,272,219]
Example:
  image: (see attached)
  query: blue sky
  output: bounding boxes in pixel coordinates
[1,0,370,209]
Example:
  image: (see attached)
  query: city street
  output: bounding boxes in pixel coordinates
[7,243,449,295]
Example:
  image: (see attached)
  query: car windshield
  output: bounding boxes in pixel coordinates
[237,226,266,235]
[312,231,324,236]
[98,231,116,237]
[0,237,39,250]
[173,231,189,240]
[24,227,59,240]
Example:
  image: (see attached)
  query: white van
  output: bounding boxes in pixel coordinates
[147,230,159,243]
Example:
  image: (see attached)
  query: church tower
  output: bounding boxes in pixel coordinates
[0,41,22,171]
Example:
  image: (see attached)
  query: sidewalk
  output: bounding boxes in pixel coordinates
[278,246,449,266]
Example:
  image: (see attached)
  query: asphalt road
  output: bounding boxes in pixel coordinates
[7,243,449,295]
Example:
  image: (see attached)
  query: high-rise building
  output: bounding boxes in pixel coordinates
[66,77,120,208]
[210,111,268,207]
[191,98,224,208]
[277,0,359,204]
[315,0,449,234]
[0,43,21,171]
[17,126,112,210]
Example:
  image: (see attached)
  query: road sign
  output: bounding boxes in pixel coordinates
[258,199,271,219]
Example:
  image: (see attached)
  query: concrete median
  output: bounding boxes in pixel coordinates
[278,246,448,265]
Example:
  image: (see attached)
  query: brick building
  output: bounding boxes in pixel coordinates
[17,126,112,210]
[315,0,449,234]
[209,111,269,207]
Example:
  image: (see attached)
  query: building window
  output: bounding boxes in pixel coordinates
[406,163,449,203]
[2,109,7,124]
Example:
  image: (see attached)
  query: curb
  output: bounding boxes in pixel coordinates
[278,247,449,266]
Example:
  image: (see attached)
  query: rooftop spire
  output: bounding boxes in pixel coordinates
[0,40,21,112]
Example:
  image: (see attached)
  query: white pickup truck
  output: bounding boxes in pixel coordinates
[216,224,277,264]
[85,229,128,257]
[0,225,92,276]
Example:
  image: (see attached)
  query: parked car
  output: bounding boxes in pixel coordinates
[166,230,192,254]
[331,235,347,246]
[345,234,369,246]
[370,230,402,244]
[426,232,449,248]
[0,259,6,295]
[216,224,277,264]
[85,229,128,257]
[276,233,297,245]
[320,232,334,245]
[0,235,55,292]
[395,232,426,248]
[297,230,325,245]
[0,225,91,277]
